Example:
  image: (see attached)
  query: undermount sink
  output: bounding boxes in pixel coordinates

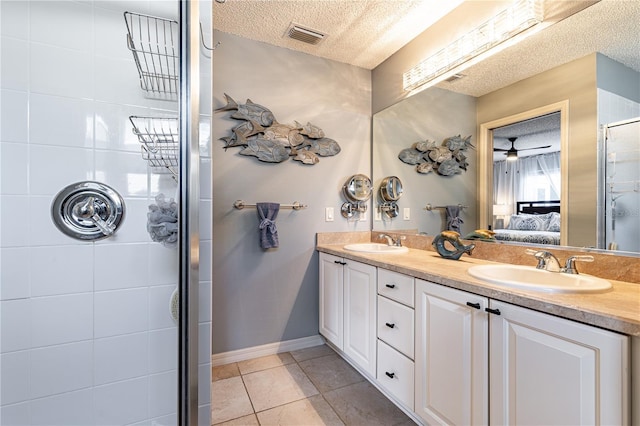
[467,264,612,293]
[344,243,409,254]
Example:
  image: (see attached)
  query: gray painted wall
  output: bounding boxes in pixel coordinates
[212,31,372,354]
[597,53,640,103]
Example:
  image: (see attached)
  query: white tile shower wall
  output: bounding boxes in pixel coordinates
[0,1,212,424]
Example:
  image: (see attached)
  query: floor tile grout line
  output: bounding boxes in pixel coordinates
[212,346,378,426]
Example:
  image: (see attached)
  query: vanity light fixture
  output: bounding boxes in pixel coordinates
[402,0,544,92]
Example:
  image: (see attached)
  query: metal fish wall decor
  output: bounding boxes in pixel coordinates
[215,94,341,165]
[398,135,473,176]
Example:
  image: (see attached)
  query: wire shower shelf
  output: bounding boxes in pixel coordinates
[129,116,179,180]
[124,11,179,98]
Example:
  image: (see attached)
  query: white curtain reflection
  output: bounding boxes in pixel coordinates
[493,152,561,216]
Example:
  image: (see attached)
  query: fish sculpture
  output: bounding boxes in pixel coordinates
[216,94,340,165]
[432,230,475,260]
[398,135,473,176]
[216,93,275,127]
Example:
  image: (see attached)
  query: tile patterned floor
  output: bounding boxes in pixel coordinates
[211,344,416,425]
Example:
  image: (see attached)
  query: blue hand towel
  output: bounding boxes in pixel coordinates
[257,202,280,249]
[446,205,463,234]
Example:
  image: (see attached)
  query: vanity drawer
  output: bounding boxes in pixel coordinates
[377,339,414,410]
[377,295,414,359]
[377,269,414,307]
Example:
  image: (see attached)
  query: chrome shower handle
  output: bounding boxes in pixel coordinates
[52,181,125,241]
[71,196,115,236]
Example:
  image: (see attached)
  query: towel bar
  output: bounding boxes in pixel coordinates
[233,200,307,211]
[425,203,468,211]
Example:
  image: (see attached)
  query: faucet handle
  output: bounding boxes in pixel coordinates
[394,235,406,246]
[525,249,549,269]
[563,255,594,274]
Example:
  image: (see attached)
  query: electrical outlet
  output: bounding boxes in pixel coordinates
[403,207,410,220]
[374,209,382,221]
[359,211,367,221]
[325,207,334,222]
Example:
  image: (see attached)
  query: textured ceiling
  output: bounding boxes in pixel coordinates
[213,0,640,96]
[493,113,561,160]
[213,0,463,70]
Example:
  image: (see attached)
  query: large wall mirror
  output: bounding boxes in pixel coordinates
[372,1,640,255]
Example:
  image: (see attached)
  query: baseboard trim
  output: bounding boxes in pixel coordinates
[211,335,326,366]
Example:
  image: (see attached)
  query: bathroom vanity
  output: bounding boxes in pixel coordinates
[317,232,639,426]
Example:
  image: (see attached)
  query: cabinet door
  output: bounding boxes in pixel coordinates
[319,253,344,349]
[415,280,488,426]
[490,300,629,426]
[343,260,377,376]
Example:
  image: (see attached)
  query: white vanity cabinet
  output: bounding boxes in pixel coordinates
[376,269,416,410]
[318,252,377,376]
[415,280,489,425]
[415,279,629,426]
[489,299,629,426]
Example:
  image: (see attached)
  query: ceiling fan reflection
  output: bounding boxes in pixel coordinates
[494,137,551,161]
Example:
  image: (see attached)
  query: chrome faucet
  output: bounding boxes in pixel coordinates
[529,250,562,272]
[526,249,594,274]
[378,233,406,247]
[562,255,594,274]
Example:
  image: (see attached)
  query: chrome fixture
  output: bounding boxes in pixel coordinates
[51,181,125,241]
[528,250,561,272]
[341,174,372,219]
[526,249,594,274]
[425,203,468,211]
[233,200,307,210]
[378,176,403,218]
[562,255,594,274]
[378,234,406,247]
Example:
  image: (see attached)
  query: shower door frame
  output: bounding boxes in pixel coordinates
[178,1,201,424]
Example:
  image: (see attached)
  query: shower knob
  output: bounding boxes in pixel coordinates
[51,181,125,241]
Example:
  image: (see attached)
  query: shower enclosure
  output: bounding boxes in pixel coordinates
[0,1,212,424]
[602,118,640,253]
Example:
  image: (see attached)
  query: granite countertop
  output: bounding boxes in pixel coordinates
[316,238,640,337]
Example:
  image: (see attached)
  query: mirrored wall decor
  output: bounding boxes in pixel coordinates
[373,1,640,255]
[215,93,341,165]
[342,174,372,219]
[378,176,403,218]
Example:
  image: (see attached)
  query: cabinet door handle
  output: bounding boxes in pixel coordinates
[385,283,396,289]
[334,260,346,265]
[385,322,395,328]
[466,302,481,310]
[485,307,501,315]
[385,372,395,379]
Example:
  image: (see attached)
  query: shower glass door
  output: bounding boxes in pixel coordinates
[0,1,212,424]
[604,118,640,253]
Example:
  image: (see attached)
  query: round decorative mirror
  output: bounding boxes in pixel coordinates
[341,174,372,218]
[378,176,403,218]
[342,174,373,202]
[379,176,403,202]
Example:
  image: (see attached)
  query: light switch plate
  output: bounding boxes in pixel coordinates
[403,208,410,220]
[325,207,334,222]
[374,209,382,221]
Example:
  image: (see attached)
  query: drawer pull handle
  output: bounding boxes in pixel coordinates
[385,322,395,328]
[485,307,501,315]
[385,284,396,289]
[466,302,481,310]
[385,372,395,379]
[334,260,346,265]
